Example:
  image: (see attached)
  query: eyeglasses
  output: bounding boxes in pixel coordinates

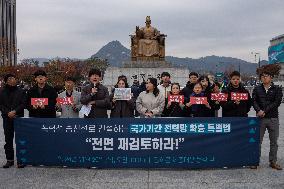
[261,75,270,78]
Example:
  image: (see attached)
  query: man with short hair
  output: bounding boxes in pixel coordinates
[252,71,283,170]
[158,72,172,117]
[221,71,252,117]
[157,72,171,98]
[57,77,82,118]
[182,72,199,101]
[27,70,58,118]
[0,74,26,168]
[80,69,110,118]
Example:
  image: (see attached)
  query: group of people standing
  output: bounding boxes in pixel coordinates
[0,68,282,170]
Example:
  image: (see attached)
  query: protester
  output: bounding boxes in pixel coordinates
[110,78,135,118]
[111,75,128,94]
[57,77,82,118]
[158,72,172,117]
[221,71,251,117]
[131,80,141,117]
[184,82,211,117]
[163,83,185,117]
[207,74,215,86]
[118,75,127,84]
[157,72,171,98]
[27,70,58,118]
[136,78,165,118]
[131,80,140,99]
[198,75,220,117]
[0,74,26,168]
[182,72,199,102]
[252,70,283,170]
[80,69,110,118]
[139,80,147,93]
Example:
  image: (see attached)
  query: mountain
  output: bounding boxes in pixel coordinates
[90,40,268,75]
[23,41,268,75]
[91,40,131,67]
[165,56,268,75]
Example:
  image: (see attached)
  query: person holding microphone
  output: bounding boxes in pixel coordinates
[80,69,110,118]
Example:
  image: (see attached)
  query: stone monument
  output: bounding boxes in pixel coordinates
[103,16,188,88]
[123,16,171,68]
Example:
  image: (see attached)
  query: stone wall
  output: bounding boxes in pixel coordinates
[103,67,189,88]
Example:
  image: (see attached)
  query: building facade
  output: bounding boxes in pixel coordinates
[0,0,17,66]
[269,34,284,84]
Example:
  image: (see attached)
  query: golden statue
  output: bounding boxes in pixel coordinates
[130,16,166,61]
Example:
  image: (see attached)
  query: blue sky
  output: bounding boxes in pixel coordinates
[17,0,284,62]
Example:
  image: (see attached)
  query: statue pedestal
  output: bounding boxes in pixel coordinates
[122,60,172,68]
[103,66,189,90]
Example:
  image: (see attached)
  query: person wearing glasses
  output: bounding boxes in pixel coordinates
[252,70,283,170]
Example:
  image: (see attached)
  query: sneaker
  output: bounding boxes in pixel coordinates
[269,162,282,170]
[3,161,14,168]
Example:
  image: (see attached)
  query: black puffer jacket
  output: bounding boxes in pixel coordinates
[184,92,211,117]
[0,85,26,118]
[182,81,195,103]
[252,83,283,118]
[163,92,185,117]
[221,84,252,117]
[204,86,220,117]
[110,93,135,118]
[163,101,185,117]
[27,84,58,118]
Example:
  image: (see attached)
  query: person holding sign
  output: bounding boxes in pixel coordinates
[220,71,251,117]
[110,78,135,118]
[0,74,26,168]
[198,75,220,117]
[136,78,165,118]
[163,83,185,117]
[252,70,283,170]
[184,82,211,117]
[80,69,110,118]
[57,77,82,118]
[182,72,199,103]
[27,70,58,118]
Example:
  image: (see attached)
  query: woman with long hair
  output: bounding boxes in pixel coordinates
[163,83,185,117]
[198,75,220,117]
[136,78,165,118]
[110,78,135,118]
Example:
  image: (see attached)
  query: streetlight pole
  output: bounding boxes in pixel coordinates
[251,52,260,68]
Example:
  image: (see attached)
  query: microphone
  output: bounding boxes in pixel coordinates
[91,82,98,95]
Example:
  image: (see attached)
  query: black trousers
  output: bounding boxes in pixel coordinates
[2,117,14,161]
